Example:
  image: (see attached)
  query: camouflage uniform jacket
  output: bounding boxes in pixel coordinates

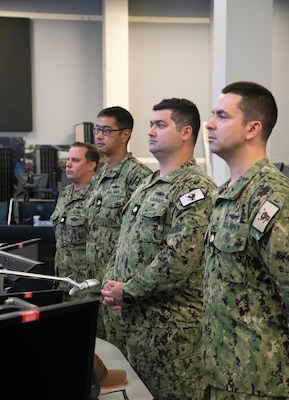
[86,152,152,282]
[203,157,289,396]
[104,159,216,328]
[51,182,93,282]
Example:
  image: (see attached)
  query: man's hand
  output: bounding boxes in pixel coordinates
[101,280,128,311]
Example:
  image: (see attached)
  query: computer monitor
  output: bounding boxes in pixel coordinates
[281,164,289,179]
[0,298,99,400]
[18,199,56,225]
[15,172,49,199]
[0,201,8,225]
[0,288,64,307]
[0,249,52,292]
[0,238,40,260]
[61,172,71,188]
[273,162,284,171]
[0,226,56,277]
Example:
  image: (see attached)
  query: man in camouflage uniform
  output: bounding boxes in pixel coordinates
[202,81,289,399]
[51,141,99,299]
[101,98,216,400]
[86,106,152,351]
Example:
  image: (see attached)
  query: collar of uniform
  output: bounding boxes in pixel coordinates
[149,158,197,185]
[68,184,87,198]
[213,157,271,202]
[102,152,133,178]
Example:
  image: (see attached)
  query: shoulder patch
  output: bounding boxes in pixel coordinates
[179,188,204,206]
[252,200,279,233]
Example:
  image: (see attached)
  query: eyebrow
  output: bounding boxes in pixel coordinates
[68,156,81,162]
[149,119,168,125]
[212,109,230,117]
[95,124,113,128]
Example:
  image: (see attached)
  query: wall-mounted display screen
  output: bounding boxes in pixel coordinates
[0,17,32,131]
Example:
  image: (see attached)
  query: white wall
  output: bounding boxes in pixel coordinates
[128,20,210,168]
[0,0,289,169]
[271,0,289,164]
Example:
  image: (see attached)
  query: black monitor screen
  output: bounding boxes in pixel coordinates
[0,17,32,131]
[0,248,52,292]
[281,164,289,179]
[0,289,63,307]
[0,298,99,400]
[0,201,8,225]
[18,200,56,225]
[16,173,48,199]
[0,238,40,260]
[0,226,55,278]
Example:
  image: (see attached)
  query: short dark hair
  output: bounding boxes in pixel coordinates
[71,141,99,171]
[152,98,200,145]
[97,106,134,130]
[222,81,278,141]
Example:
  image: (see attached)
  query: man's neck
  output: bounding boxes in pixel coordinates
[158,154,193,177]
[227,152,266,186]
[105,150,128,170]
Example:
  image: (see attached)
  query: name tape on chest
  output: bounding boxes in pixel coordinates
[252,200,279,233]
[179,188,204,206]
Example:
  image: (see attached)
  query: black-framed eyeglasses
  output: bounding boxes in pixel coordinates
[93,126,127,136]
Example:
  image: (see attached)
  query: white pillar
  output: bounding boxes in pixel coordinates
[102,0,129,108]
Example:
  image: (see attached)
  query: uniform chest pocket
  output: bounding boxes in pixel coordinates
[213,225,248,283]
[214,227,248,253]
[66,214,86,227]
[91,196,125,228]
[136,205,167,244]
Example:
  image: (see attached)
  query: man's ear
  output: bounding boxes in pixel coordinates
[89,161,97,172]
[182,125,193,141]
[246,121,262,140]
[121,128,131,143]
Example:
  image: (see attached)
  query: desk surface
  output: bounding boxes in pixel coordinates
[95,338,153,400]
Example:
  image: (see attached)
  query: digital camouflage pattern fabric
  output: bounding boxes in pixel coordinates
[203,158,289,397]
[86,152,151,349]
[104,159,216,400]
[51,182,93,294]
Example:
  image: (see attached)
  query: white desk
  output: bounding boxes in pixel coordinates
[95,338,154,400]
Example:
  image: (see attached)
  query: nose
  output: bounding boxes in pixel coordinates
[95,130,104,138]
[206,117,216,130]
[66,159,72,167]
[148,125,156,136]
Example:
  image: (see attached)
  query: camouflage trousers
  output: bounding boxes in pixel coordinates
[126,325,204,400]
[102,306,128,358]
[202,386,287,400]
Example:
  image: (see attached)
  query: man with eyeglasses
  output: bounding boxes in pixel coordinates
[86,106,152,353]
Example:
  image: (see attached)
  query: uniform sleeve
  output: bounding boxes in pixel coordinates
[256,194,289,325]
[102,249,117,284]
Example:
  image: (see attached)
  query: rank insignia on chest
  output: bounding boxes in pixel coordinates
[179,188,204,206]
[95,197,102,211]
[209,232,215,246]
[131,204,140,216]
[252,200,279,233]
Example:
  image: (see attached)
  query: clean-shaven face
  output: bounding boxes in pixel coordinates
[65,146,92,184]
[206,93,248,161]
[148,109,183,159]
